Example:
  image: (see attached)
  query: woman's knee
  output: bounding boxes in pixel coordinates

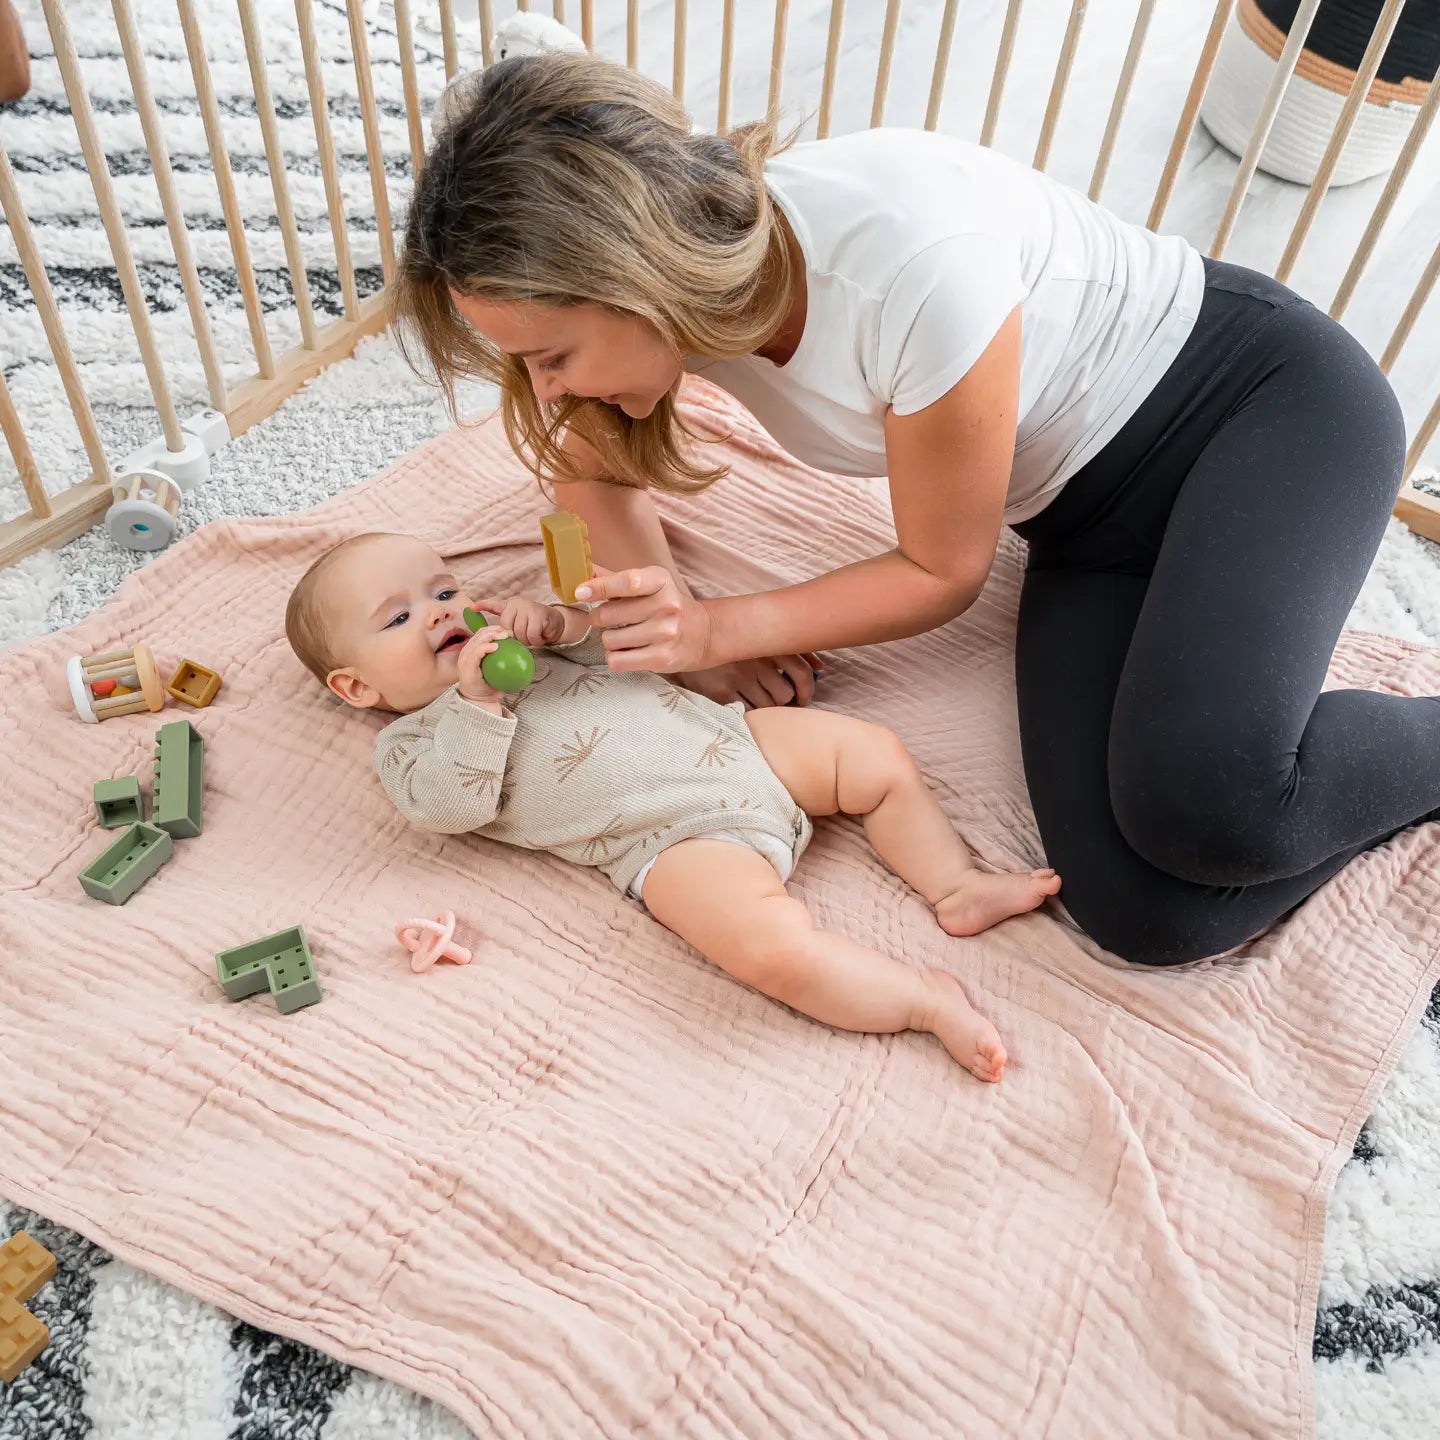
[1109,729,1309,887]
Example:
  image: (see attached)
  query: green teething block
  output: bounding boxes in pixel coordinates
[78,822,174,904]
[153,719,204,839]
[93,776,143,829]
[216,926,322,1014]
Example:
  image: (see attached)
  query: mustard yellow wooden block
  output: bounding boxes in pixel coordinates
[0,1232,56,1384]
[540,511,593,605]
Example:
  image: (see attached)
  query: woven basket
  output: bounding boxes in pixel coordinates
[1201,0,1439,186]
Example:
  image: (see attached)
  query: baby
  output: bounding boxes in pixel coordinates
[285,532,1063,1080]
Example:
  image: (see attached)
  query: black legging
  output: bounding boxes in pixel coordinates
[1012,258,1440,966]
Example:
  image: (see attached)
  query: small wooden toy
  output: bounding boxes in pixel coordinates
[540,510,593,605]
[92,776,143,829]
[152,720,204,839]
[78,822,174,904]
[462,609,536,691]
[105,469,182,552]
[67,643,166,723]
[166,658,222,709]
[396,911,474,973]
[216,926,322,1014]
[0,1232,56,1384]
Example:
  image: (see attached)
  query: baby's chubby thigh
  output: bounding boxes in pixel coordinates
[742,705,915,818]
[640,838,817,989]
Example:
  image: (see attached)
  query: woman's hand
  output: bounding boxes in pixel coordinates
[576,565,715,674]
[679,655,822,708]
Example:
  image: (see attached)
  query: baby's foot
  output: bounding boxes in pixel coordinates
[921,971,1007,1082]
[935,867,1061,938]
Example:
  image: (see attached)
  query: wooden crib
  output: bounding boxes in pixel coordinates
[1,0,1437,565]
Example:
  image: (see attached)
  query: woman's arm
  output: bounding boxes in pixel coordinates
[585,309,1023,670]
[556,435,820,706]
[555,438,691,585]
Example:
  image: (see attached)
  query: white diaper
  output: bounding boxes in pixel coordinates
[629,829,798,901]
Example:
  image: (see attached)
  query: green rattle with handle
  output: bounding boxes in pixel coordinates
[463,608,536,692]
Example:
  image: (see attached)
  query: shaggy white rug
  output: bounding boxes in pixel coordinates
[2,0,1438,1436]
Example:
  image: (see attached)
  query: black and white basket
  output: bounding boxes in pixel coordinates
[1201,0,1439,185]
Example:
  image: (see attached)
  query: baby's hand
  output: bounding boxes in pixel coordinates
[455,629,509,708]
[469,596,567,649]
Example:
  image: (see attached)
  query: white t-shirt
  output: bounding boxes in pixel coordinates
[686,129,1205,524]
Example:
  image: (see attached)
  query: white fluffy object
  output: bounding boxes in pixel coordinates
[432,14,587,137]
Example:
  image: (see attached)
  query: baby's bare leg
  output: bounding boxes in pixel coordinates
[745,708,1059,935]
[642,838,1004,1080]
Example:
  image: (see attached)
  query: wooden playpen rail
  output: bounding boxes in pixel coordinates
[1,0,1438,565]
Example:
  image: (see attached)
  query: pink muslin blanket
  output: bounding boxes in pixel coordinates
[2,383,1437,1438]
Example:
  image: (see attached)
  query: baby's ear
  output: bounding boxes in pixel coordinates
[327,668,383,709]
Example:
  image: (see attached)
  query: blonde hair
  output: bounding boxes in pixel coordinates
[285,533,393,685]
[390,51,797,496]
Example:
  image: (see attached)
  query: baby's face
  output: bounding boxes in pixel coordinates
[322,535,475,712]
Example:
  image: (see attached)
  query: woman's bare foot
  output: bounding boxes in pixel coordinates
[935,867,1061,938]
[917,970,1007,1082]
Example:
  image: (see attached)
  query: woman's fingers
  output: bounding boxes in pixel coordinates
[772,654,814,706]
[599,618,685,657]
[590,594,684,637]
[574,564,666,605]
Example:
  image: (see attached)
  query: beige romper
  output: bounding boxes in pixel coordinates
[373,626,812,898]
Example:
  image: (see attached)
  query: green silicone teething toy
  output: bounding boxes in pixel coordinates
[463,608,536,692]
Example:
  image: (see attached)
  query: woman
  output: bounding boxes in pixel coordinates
[392,53,1438,966]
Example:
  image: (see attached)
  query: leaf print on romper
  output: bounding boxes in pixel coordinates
[456,765,501,800]
[554,726,611,783]
[581,815,628,862]
[561,668,606,698]
[696,729,742,769]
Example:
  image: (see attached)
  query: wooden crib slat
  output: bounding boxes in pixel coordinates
[925,0,960,131]
[1211,0,1324,257]
[347,0,397,285]
[717,0,735,132]
[39,0,187,447]
[628,0,638,69]
[0,369,51,521]
[1148,0,1233,229]
[870,0,901,127]
[581,0,593,51]
[1089,0,1156,201]
[1033,0,1089,172]
[0,145,112,484]
[1381,240,1440,376]
[1397,389,1440,541]
[393,0,427,179]
[981,0,1024,147]
[674,0,686,101]
[818,0,845,138]
[236,0,318,349]
[295,0,361,321]
[111,0,229,406]
[553,1,565,22]
[439,0,459,80]
[1275,0,1409,284]
[1331,74,1440,319]
[176,0,277,378]
[769,0,790,114]
[480,0,495,67]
